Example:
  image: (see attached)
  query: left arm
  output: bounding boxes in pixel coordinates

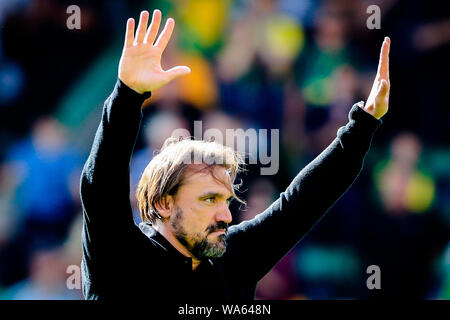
[225,38,391,282]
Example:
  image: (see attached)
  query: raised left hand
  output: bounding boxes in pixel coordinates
[362,37,391,119]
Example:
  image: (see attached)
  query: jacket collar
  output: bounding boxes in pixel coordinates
[139,221,193,265]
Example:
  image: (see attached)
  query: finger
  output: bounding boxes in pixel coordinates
[144,9,162,45]
[135,10,150,44]
[377,37,390,80]
[154,18,175,51]
[383,37,390,80]
[124,18,135,49]
[165,65,191,81]
[377,79,389,98]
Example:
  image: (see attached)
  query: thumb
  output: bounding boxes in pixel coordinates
[377,79,389,97]
[165,66,191,81]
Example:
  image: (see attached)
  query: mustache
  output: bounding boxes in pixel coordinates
[206,221,228,234]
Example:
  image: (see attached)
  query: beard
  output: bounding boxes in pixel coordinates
[170,206,228,260]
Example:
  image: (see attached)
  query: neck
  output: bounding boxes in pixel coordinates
[153,223,201,270]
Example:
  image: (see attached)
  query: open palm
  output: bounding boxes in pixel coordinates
[118,10,191,94]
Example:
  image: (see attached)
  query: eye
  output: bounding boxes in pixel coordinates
[204,197,215,203]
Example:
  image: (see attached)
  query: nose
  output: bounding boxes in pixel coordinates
[215,204,232,224]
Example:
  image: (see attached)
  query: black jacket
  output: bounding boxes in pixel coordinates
[80,79,381,301]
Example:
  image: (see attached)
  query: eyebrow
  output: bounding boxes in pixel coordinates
[199,192,235,200]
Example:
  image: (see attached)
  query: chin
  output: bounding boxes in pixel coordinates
[204,238,227,258]
[206,246,226,259]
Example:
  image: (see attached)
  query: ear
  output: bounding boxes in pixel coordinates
[154,195,174,219]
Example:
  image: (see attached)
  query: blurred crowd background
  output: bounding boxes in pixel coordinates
[0,0,449,300]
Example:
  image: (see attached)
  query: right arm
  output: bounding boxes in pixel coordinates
[81,9,190,234]
[79,10,190,293]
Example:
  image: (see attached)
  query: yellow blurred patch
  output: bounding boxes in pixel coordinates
[179,0,230,47]
[404,172,435,213]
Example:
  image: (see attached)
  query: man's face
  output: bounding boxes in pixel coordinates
[168,165,234,260]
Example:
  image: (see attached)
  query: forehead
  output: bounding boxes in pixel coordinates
[181,164,233,194]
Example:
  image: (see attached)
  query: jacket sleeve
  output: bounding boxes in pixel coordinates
[225,102,382,282]
[79,79,151,296]
[80,79,150,230]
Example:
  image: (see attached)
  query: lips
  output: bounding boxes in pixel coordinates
[210,229,227,235]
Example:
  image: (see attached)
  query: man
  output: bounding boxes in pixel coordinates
[80,9,390,300]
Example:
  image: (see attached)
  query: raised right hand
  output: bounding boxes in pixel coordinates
[118,10,191,94]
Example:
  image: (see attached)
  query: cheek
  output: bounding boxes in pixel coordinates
[189,209,215,232]
[179,206,208,231]
[177,196,216,228]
